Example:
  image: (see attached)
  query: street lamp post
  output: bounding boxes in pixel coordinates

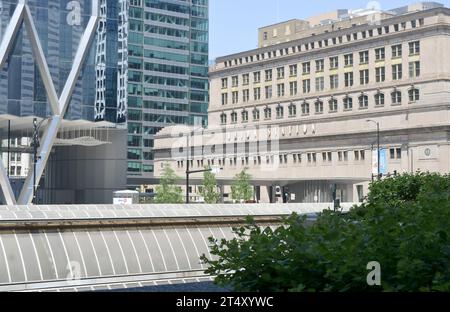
[367,120,380,180]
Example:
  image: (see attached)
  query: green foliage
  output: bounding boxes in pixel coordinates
[201,173,450,292]
[200,167,221,204]
[231,168,254,203]
[154,164,183,204]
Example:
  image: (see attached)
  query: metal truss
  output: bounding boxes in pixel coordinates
[0,0,100,205]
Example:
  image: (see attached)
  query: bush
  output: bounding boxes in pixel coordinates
[201,173,450,292]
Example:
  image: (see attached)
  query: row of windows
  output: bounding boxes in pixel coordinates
[220,89,420,124]
[223,18,424,68]
[175,147,402,169]
[221,61,420,105]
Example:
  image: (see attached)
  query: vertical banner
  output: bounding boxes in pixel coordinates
[372,149,388,175]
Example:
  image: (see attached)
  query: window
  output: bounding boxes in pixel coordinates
[289,81,298,96]
[232,91,239,104]
[277,84,285,97]
[344,53,353,66]
[254,71,261,83]
[409,41,420,55]
[264,107,272,119]
[221,78,228,89]
[231,112,238,123]
[316,59,324,72]
[391,90,402,105]
[330,74,339,89]
[344,96,353,110]
[409,88,420,102]
[242,110,249,122]
[243,74,250,85]
[253,108,260,121]
[375,92,385,106]
[359,94,369,109]
[265,69,273,81]
[329,98,338,112]
[243,89,250,102]
[390,148,402,159]
[263,32,268,40]
[344,72,354,87]
[289,64,298,77]
[315,77,324,92]
[302,62,311,74]
[288,103,297,117]
[301,102,310,115]
[409,61,420,78]
[392,64,402,80]
[302,79,311,93]
[265,86,272,99]
[322,152,332,163]
[220,113,227,124]
[392,44,402,58]
[254,87,261,100]
[360,69,369,85]
[221,93,228,105]
[232,76,238,87]
[330,56,339,69]
[315,100,324,114]
[375,47,385,61]
[276,105,284,119]
[277,67,285,79]
[376,67,385,82]
[359,50,369,64]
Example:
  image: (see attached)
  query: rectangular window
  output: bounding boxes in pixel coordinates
[302,79,311,93]
[254,87,261,100]
[376,67,385,82]
[265,86,272,99]
[265,69,273,81]
[409,61,420,78]
[375,47,385,61]
[254,71,261,83]
[277,83,285,97]
[359,50,369,64]
[360,69,369,85]
[302,62,311,74]
[316,59,324,72]
[392,64,403,80]
[344,72,354,87]
[315,77,324,91]
[221,93,228,105]
[289,64,297,77]
[243,74,249,85]
[330,56,339,69]
[344,54,353,66]
[392,44,402,58]
[232,76,238,87]
[409,41,420,55]
[330,75,339,89]
[277,67,285,79]
[289,81,297,96]
[243,89,250,102]
[221,78,228,89]
[232,91,239,104]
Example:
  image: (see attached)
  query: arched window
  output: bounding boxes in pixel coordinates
[301,101,310,115]
[288,102,297,117]
[343,96,353,110]
[315,100,324,114]
[329,98,338,112]
[276,105,284,119]
[408,88,419,102]
[252,108,260,121]
[358,94,369,109]
[220,113,227,125]
[391,90,402,105]
[231,111,238,123]
[264,107,272,119]
[241,110,249,123]
[375,92,385,106]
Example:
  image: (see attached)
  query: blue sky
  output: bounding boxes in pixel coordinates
[209,0,450,60]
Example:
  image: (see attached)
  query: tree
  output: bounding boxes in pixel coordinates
[154,164,183,204]
[199,167,221,204]
[231,168,254,203]
[202,173,450,292]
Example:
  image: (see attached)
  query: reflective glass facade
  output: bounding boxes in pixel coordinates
[0,0,126,123]
[127,0,209,179]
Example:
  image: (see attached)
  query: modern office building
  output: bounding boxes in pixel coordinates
[154,3,450,203]
[126,0,209,191]
[0,0,128,204]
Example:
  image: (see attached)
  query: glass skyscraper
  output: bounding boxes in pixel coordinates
[126,0,209,186]
[0,0,126,124]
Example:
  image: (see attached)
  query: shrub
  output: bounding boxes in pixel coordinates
[201,173,450,292]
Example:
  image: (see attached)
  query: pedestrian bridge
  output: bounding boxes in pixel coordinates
[0,203,354,292]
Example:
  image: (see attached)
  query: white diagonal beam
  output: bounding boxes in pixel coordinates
[0,3,25,70]
[0,161,17,206]
[23,5,60,115]
[18,15,99,205]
